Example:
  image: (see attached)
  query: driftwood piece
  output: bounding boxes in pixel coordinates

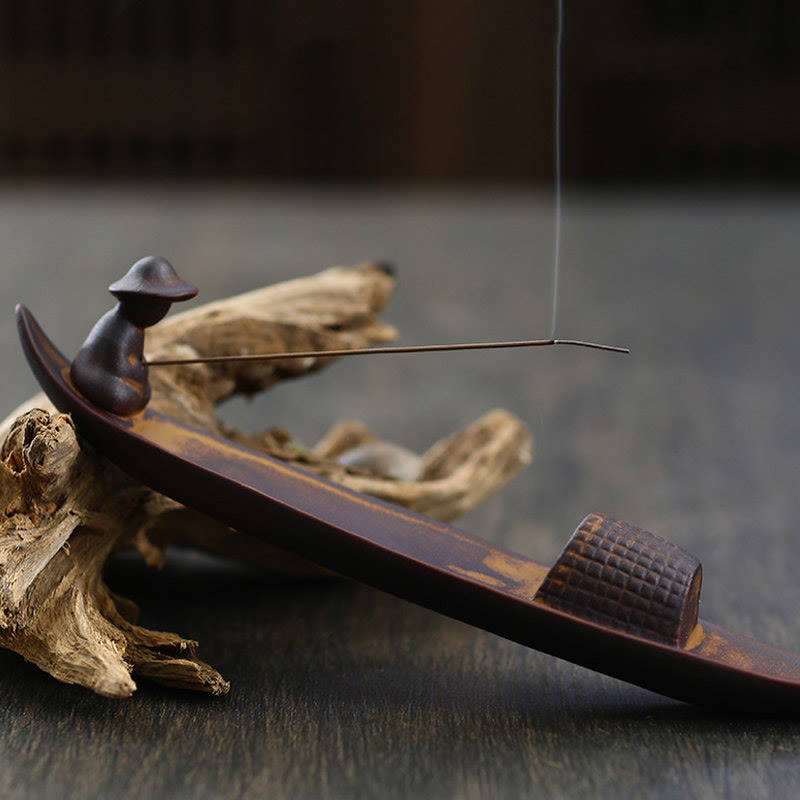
[0,263,533,698]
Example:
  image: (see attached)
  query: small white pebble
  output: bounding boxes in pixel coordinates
[337,442,423,482]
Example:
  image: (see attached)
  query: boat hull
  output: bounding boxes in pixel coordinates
[16,304,800,712]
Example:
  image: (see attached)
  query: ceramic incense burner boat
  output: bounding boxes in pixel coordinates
[16,259,800,712]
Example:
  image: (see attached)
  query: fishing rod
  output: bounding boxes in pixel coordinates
[146,338,630,367]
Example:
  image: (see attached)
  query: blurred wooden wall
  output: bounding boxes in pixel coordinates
[0,0,797,183]
[565,1,800,183]
[0,0,553,180]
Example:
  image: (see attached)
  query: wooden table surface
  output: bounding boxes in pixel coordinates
[1,185,799,799]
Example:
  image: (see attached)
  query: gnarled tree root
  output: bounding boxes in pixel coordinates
[0,263,532,697]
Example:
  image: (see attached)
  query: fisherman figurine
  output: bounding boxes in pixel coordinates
[70,256,197,416]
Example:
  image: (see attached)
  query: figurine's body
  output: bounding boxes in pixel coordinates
[70,256,197,415]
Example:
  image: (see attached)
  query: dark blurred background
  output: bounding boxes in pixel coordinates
[0,0,797,184]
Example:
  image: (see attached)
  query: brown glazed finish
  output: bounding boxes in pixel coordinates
[16,303,800,712]
[535,513,702,647]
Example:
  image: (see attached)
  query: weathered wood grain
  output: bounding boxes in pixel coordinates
[1,263,530,697]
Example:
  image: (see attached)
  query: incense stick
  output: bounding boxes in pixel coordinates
[147,338,629,367]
